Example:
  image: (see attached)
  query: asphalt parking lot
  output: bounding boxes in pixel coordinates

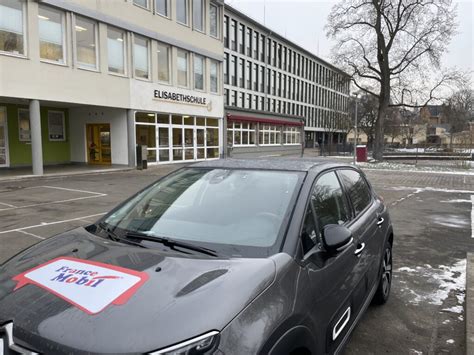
[0,163,473,354]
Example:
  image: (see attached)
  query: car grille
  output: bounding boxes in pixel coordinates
[0,323,39,355]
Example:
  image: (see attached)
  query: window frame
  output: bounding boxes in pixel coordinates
[157,42,171,83]
[227,121,256,147]
[154,0,169,18]
[193,54,205,91]
[209,59,219,94]
[38,4,67,65]
[176,0,189,26]
[0,0,27,58]
[132,34,151,81]
[209,2,219,39]
[47,110,66,142]
[192,0,205,33]
[106,25,127,76]
[73,14,99,72]
[299,169,353,256]
[17,108,30,142]
[258,123,281,146]
[336,169,374,220]
[133,0,151,11]
[177,49,189,87]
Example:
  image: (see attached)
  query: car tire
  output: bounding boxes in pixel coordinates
[372,242,392,305]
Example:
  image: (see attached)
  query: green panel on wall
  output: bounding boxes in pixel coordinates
[4,104,70,166]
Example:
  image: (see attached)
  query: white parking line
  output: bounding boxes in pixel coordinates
[38,186,105,196]
[0,201,16,208]
[0,213,107,236]
[16,230,45,240]
[0,186,107,212]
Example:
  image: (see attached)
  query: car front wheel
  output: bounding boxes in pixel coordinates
[372,242,392,305]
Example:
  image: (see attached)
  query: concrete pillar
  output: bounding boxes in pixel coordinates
[127,109,136,167]
[29,100,43,175]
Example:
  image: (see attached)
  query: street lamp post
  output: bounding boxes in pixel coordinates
[353,93,359,165]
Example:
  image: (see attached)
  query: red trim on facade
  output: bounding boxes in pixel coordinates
[227,114,303,127]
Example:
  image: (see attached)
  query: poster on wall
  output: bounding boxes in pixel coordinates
[18,109,31,142]
[48,111,66,141]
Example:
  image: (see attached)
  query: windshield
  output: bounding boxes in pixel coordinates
[103,168,304,257]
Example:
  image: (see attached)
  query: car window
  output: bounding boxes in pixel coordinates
[311,171,350,235]
[337,169,372,216]
[301,204,319,254]
[104,168,304,257]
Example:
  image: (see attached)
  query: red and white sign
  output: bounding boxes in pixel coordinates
[12,257,149,315]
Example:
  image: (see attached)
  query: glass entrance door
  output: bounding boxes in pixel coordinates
[86,124,112,165]
[0,107,8,167]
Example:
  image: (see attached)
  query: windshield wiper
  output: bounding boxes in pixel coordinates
[124,231,218,257]
[97,222,148,249]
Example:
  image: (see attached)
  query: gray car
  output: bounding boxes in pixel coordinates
[0,159,393,355]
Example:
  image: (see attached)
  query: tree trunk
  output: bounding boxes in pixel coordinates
[373,97,389,160]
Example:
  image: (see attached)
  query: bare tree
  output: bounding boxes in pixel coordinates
[326,0,463,160]
[442,89,474,146]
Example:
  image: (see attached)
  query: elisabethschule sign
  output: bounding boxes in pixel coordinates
[154,90,207,106]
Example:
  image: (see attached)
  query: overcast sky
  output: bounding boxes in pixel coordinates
[226,0,473,85]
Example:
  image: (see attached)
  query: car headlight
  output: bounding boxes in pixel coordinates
[149,331,220,355]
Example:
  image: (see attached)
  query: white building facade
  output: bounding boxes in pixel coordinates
[0,0,224,173]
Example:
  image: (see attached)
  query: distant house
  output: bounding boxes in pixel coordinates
[420,105,443,125]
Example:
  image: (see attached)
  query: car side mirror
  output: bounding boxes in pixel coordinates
[322,224,353,253]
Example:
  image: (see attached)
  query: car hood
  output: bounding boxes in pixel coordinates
[0,228,276,354]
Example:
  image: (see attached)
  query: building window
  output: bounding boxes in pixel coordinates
[75,16,98,70]
[230,55,236,86]
[133,0,150,9]
[0,0,25,55]
[193,55,204,90]
[238,58,244,88]
[38,5,65,63]
[283,126,300,145]
[48,110,66,141]
[223,15,228,47]
[192,0,204,32]
[155,0,168,16]
[177,0,188,25]
[228,122,256,146]
[177,49,188,86]
[107,26,126,74]
[230,19,237,51]
[238,23,245,54]
[259,124,281,145]
[133,35,149,79]
[157,42,170,82]
[245,27,252,56]
[18,108,30,142]
[210,3,219,38]
[210,60,218,93]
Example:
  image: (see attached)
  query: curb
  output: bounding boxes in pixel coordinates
[0,167,135,183]
[467,253,474,355]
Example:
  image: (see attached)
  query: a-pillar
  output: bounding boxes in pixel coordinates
[29,99,43,175]
[127,109,136,167]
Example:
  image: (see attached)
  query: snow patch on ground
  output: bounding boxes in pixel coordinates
[446,339,455,344]
[442,319,450,324]
[409,350,423,355]
[397,259,466,310]
[431,215,470,229]
[443,305,463,314]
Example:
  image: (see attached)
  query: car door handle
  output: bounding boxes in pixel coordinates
[376,217,384,226]
[354,243,365,256]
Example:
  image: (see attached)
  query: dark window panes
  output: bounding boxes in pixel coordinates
[338,170,372,216]
[136,125,156,148]
[157,113,169,124]
[172,115,182,125]
[311,171,349,234]
[159,149,170,162]
[135,112,155,123]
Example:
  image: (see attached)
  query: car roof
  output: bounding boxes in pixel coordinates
[190,158,353,172]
